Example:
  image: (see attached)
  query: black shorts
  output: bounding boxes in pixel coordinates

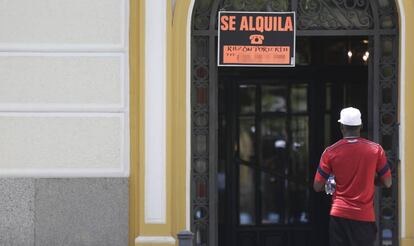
[330,216,377,246]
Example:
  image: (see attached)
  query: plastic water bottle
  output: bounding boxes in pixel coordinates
[325,175,336,195]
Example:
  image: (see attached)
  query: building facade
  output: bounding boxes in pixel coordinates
[0,0,413,246]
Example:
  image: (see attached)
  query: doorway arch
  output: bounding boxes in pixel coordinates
[189,0,400,245]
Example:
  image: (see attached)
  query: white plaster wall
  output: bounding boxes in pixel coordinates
[0,0,125,48]
[0,54,124,108]
[0,0,129,177]
[0,114,123,169]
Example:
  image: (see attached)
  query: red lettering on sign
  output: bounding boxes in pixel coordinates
[220,15,229,31]
[229,16,236,31]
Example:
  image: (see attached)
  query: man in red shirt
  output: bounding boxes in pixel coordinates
[313,107,392,246]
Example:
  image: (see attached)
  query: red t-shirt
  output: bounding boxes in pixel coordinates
[314,137,391,222]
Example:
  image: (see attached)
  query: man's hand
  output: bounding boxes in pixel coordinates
[375,175,392,188]
[313,180,325,192]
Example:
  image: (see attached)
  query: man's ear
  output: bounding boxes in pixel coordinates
[339,124,344,133]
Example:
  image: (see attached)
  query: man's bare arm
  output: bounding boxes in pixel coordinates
[313,180,325,192]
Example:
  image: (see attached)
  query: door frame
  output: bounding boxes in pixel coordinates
[170,0,405,245]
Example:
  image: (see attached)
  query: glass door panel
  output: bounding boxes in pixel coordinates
[239,117,256,162]
[261,172,284,224]
[290,116,309,180]
[291,85,308,113]
[236,83,311,228]
[239,164,256,225]
[261,118,287,171]
[261,86,287,113]
[239,85,256,114]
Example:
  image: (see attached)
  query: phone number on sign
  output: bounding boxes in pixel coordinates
[223,45,290,64]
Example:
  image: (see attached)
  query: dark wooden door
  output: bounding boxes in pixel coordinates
[221,77,318,246]
[218,64,368,246]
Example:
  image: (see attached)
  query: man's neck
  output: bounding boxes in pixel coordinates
[343,133,360,139]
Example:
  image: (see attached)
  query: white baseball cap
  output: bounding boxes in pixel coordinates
[338,107,362,126]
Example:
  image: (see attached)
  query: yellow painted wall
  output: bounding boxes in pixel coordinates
[129,1,189,245]
[170,0,192,237]
[402,1,414,245]
[129,0,142,244]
